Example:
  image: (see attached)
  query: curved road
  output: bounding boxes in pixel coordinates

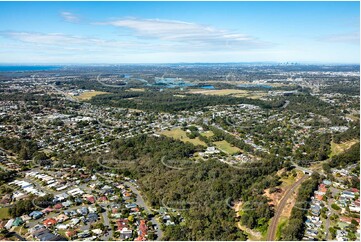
[266,174,309,241]
[125,182,163,240]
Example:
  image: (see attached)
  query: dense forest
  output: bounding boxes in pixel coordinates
[327,142,360,169]
[320,80,360,96]
[285,95,346,125]
[90,91,284,113]
[0,136,39,160]
[333,122,360,144]
[294,133,332,163]
[90,135,284,240]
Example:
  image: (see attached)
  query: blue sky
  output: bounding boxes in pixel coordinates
[0,1,359,64]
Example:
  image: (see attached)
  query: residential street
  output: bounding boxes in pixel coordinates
[125,182,163,240]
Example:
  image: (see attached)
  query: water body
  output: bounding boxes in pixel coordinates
[238,84,272,89]
[200,85,215,89]
[0,65,61,72]
[154,77,194,88]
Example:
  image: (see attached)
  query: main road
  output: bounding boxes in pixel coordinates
[266,174,309,241]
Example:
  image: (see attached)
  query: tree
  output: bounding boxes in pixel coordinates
[128,215,134,223]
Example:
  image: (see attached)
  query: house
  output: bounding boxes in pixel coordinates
[33,228,67,241]
[137,219,148,240]
[125,203,137,209]
[56,214,69,223]
[29,224,45,234]
[70,218,80,226]
[74,197,83,205]
[336,230,348,241]
[29,211,44,219]
[98,196,107,202]
[77,207,88,215]
[41,207,53,214]
[350,188,360,194]
[315,194,323,201]
[56,224,69,230]
[65,230,77,239]
[20,214,32,222]
[318,184,327,193]
[62,200,73,208]
[88,206,97,213]
[67,188,84,197]
[310,205,320,216]
[340,217,360,225]
[349,203,360,213]
[205,146,220,154]
[87,213,99,223]
[78,230,91,238]
[5,219,12,230]
[54,193,69,203]
[54,203,63,210]
[43,218,57,227]
[305,229,318,237]
[322,179,332,186]
[91,228,103,235]
[86,196,96,204]
[117,219,129,231]
[120,227,133,240]
[341,191,355,199]
[12,217,23,226]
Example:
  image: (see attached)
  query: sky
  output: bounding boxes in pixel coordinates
[0,1,359,64]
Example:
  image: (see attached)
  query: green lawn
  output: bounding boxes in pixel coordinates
[213,140,241,155]
[160,128,206,147]
[0,207,10,219]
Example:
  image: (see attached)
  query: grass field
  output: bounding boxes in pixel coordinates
[213,140,241,154]
[188,89,267,99]
[0,207,10,219]
[330,139,358,158]
[160,128,206,147]
[76,91,109,100]
[128,88,145,92]
[188,89,248,96]
[200,130,214,138]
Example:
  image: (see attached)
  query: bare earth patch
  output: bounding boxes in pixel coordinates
[330,139,358,158]
[76,91,109,100]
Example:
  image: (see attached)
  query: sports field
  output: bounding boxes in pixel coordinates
[213,140,241,154]
[160,128,207,146]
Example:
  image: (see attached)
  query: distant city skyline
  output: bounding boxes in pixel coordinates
[0,1,359,64]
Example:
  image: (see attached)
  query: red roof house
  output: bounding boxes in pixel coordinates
[43,218,57,227]
[117,219,129,231]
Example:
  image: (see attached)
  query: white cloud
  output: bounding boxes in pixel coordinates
[96,18,271,49]
[1,31,138,48]
[319,32,359,45]
[60,11,80,23]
